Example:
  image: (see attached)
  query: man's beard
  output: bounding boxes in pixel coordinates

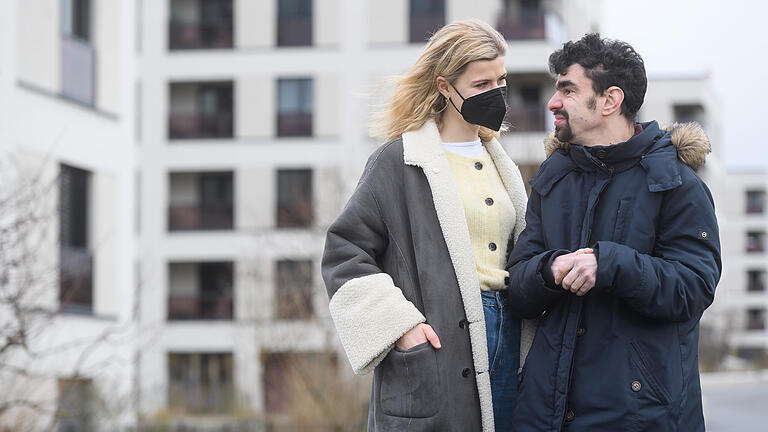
[554,110,573,142]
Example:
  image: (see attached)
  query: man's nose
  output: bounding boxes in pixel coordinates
[548,93,562,112]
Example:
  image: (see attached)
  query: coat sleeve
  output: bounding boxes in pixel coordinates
[506,190,570,319]
[595,177,722,322]
[321,172,425,376]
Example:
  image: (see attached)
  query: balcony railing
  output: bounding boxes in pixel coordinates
[505,104,546,132]
[747,204,765,214]
[748,283,766,292]
[277,113,312,137]
[61,36,95,105]
[277,17,312,46]
[168,294,233,320]
[747,242,765,253]
[747,319,766,331]
[169,20,233,50]
[168,112,233,139]
[409,14,444,43]
[168,204,233,231]
[59,246,93,314]
[496,8,547,41]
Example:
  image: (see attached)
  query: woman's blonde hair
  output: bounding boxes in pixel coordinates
[371,19,507,142]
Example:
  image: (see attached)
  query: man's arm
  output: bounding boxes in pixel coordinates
[506,191,571,319]
[594,178,722,322]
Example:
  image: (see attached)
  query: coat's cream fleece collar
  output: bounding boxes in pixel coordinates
[543,122,711,169]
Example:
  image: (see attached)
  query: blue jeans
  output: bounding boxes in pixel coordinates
[482,290,520,432]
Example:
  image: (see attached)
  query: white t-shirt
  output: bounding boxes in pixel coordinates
[442,139,483,158]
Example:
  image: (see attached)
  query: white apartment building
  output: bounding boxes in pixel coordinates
[718,172,768,363]
[134,0,600,429]
[0,0,137,430]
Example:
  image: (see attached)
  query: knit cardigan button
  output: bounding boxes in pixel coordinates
[474,162,483,170]
[485,197,494,206]
[488,242,497,251]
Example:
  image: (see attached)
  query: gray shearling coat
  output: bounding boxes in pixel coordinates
[322,120,535,431]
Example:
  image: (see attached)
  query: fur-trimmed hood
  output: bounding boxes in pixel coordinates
[543,122,711,170]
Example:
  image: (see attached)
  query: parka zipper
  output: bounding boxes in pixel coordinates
[560,159,614,430]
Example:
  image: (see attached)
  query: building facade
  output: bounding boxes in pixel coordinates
[0,0,137,430]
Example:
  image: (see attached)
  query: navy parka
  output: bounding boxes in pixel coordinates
[507,121,722,431]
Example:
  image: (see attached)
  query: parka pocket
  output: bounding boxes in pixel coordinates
[613,198,635,243]
[629,341,672,406]
[380,342,441,418]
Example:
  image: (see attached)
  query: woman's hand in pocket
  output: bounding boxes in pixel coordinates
[396,323,442,351]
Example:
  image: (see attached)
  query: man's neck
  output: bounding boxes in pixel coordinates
[579,121,636,147]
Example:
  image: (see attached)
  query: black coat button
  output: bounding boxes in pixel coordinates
[504,276,509,285]
[565,410,575,422]
[596,149,607,159]
[485,197,494,206]
[458,319,468,329]
[489,242,497,251]
[577,327,585,337]
[462,368,472,378]
[474,162,483,170]
[631,381,642,392]
[517,372,523,384]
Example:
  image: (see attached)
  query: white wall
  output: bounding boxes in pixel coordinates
[16,0,60,93]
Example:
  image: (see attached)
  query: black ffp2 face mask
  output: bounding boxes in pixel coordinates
[448,85,508,131]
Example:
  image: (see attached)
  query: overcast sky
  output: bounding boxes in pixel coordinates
[601,0,768,170]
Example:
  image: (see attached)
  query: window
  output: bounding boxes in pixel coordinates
[61,0,95,105]
[59,164,93,314]
[169,81,234,139]
[169,0,233,50]
[277,78,313,137]
[497,0,546,40]
[674,104,706,129]
[169,353,234,413]
[263,352,337,415]
[746,231,765,253]
[276,169,313,228]
[57,378,96,432]
[277,0,312,47]
[746,190,766,214]
[505,83,545,132]
[169,262,234,320]
[168,172,234,231]
[747,270,766,292]
[409,0,445,43]
[747,308,766,331]
[275,260,313,319]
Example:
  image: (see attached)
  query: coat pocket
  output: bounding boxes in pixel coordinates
[380,342,441,418]
[613,198,635,243]
[629,341,672,406]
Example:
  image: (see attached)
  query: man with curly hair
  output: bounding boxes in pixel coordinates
[506,34,721,431]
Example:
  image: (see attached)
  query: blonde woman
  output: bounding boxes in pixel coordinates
[322,20,534,431]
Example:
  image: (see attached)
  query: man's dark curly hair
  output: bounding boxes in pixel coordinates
[549,33,647,122]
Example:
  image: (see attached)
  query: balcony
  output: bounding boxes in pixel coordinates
[277,17,312,47]
[277,113,312,137]
[169,19,233,50]
[59,246,93,314]
[168,112,233,139]
[497,8,546,41]
[61,36,95,106]
[168,204,233,231]
[505,104,546,132]
[410,14,444,43]
[747,319,766,331]
[168,294,233,320]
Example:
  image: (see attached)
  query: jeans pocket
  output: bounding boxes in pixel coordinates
[380,342,441,418]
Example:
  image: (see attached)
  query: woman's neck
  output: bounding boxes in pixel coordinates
[438,110,480,142]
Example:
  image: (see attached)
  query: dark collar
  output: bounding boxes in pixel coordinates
[530,121,683,195]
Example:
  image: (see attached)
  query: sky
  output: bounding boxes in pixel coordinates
[601,0,768,170]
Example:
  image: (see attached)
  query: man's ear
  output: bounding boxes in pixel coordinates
[602,86,625,116]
